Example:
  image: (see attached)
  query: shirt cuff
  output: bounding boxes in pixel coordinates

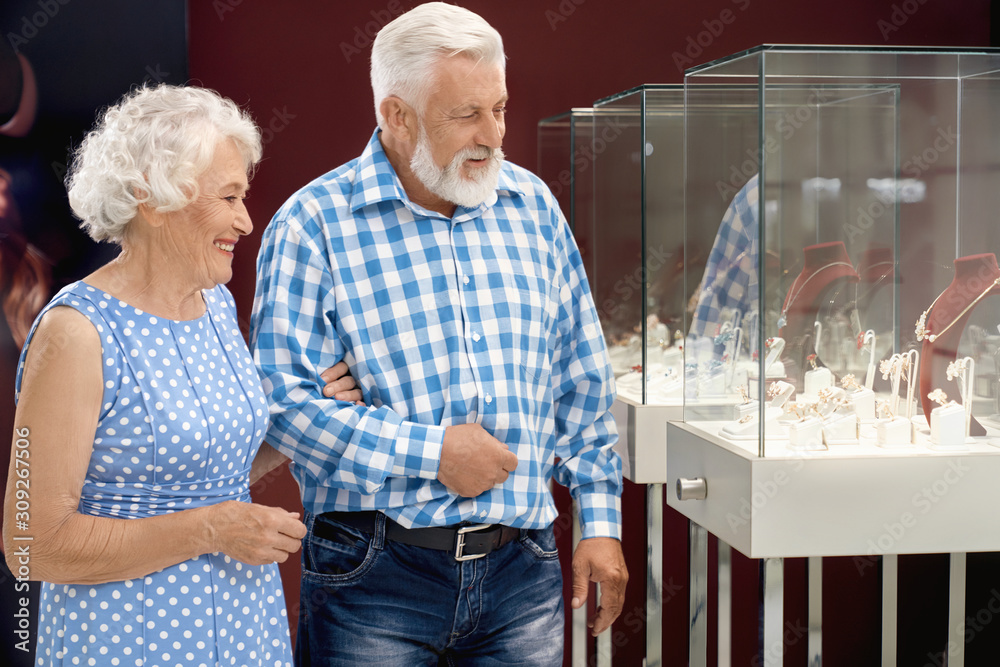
[575,483,623,540]
[390,421,446,480]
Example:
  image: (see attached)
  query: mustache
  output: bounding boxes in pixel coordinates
[457,145,505,162]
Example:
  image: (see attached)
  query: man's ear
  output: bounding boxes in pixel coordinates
[380,96,418,145]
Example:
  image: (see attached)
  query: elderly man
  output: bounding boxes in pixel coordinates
[251,3,626,664]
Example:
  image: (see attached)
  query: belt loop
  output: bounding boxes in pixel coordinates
[373,511,387,550]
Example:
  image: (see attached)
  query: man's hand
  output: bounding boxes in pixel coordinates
[321,361,364,404]
[571,537,628,636]
[438,423,519,497]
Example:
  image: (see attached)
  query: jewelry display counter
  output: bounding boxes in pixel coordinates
[675,45,1000,667]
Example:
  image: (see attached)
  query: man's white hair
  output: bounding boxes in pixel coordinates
[370,2,506,128]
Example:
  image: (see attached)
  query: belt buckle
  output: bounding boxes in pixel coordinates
[454,523,491,561]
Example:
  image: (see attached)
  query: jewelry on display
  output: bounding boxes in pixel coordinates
[761,336,785,372]
[879,353,911,417]
[630,364,643,373]
[833,397,853,412]
[776,261,857,329]
[767,382,782,399]
[784,402,807,420]
[915,277,1000,343]
[738,414,754,424]
[738,384,750,404]
[807,353,818,370]
[946,358,967,382]
[841,374,862,391]
[928,388,956,407]
[714,330,734,345]
[876,399,893,419]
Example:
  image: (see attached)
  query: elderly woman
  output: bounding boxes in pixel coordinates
[1,85,356,666]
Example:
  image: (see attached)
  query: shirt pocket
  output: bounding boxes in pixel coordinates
[499,271,550,382]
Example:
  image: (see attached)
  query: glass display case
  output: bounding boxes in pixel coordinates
[678,46,1000,465]
[590,85,685,482]
[667,46,1000,558]
[666,45,1000,667]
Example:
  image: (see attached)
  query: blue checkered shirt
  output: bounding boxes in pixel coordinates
[689,173,760,338]
[250,130,622,540]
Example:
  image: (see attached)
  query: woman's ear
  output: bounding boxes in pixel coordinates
[135,196,165,229]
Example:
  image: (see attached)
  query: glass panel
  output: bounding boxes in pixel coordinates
[593,89,646,399]
[593,86,685,406]
[685,46,1000,457]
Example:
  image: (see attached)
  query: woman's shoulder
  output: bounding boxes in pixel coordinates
[204,284,247,340]
[30,282,109,335]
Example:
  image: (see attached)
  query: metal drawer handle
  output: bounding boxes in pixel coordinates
[676,477,707,501]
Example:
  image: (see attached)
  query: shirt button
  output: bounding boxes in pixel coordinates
[484,394,493,405]
[463,275,471,285]
[480,510,487,517]
[472,332,481,342]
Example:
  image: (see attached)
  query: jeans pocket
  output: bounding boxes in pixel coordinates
[517,526,560,561]
[303,514,380,585]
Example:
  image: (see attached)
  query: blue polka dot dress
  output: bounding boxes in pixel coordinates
[16,282,293,667]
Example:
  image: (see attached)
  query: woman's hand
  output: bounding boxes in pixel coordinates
[321,360,364,404]
[207,501,307,566]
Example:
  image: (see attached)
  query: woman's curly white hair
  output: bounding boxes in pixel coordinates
[66,84,262,243]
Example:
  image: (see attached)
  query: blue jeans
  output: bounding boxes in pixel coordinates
[295,512,564,666]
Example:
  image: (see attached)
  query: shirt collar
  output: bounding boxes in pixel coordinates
[349,129,526,221]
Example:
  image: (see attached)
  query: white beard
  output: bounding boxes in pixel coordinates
[410,127,504,208]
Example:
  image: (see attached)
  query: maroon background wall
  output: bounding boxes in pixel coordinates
[187,1,992,665]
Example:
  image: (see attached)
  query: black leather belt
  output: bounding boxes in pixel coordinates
[316,511,520,561]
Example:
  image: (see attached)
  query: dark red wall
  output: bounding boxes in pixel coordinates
[187,1,992,665]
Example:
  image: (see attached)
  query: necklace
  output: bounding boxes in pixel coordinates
[777,261,855,328]
[915,277,1000,343]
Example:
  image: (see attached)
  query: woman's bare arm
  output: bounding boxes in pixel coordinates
[2,306,304,585]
